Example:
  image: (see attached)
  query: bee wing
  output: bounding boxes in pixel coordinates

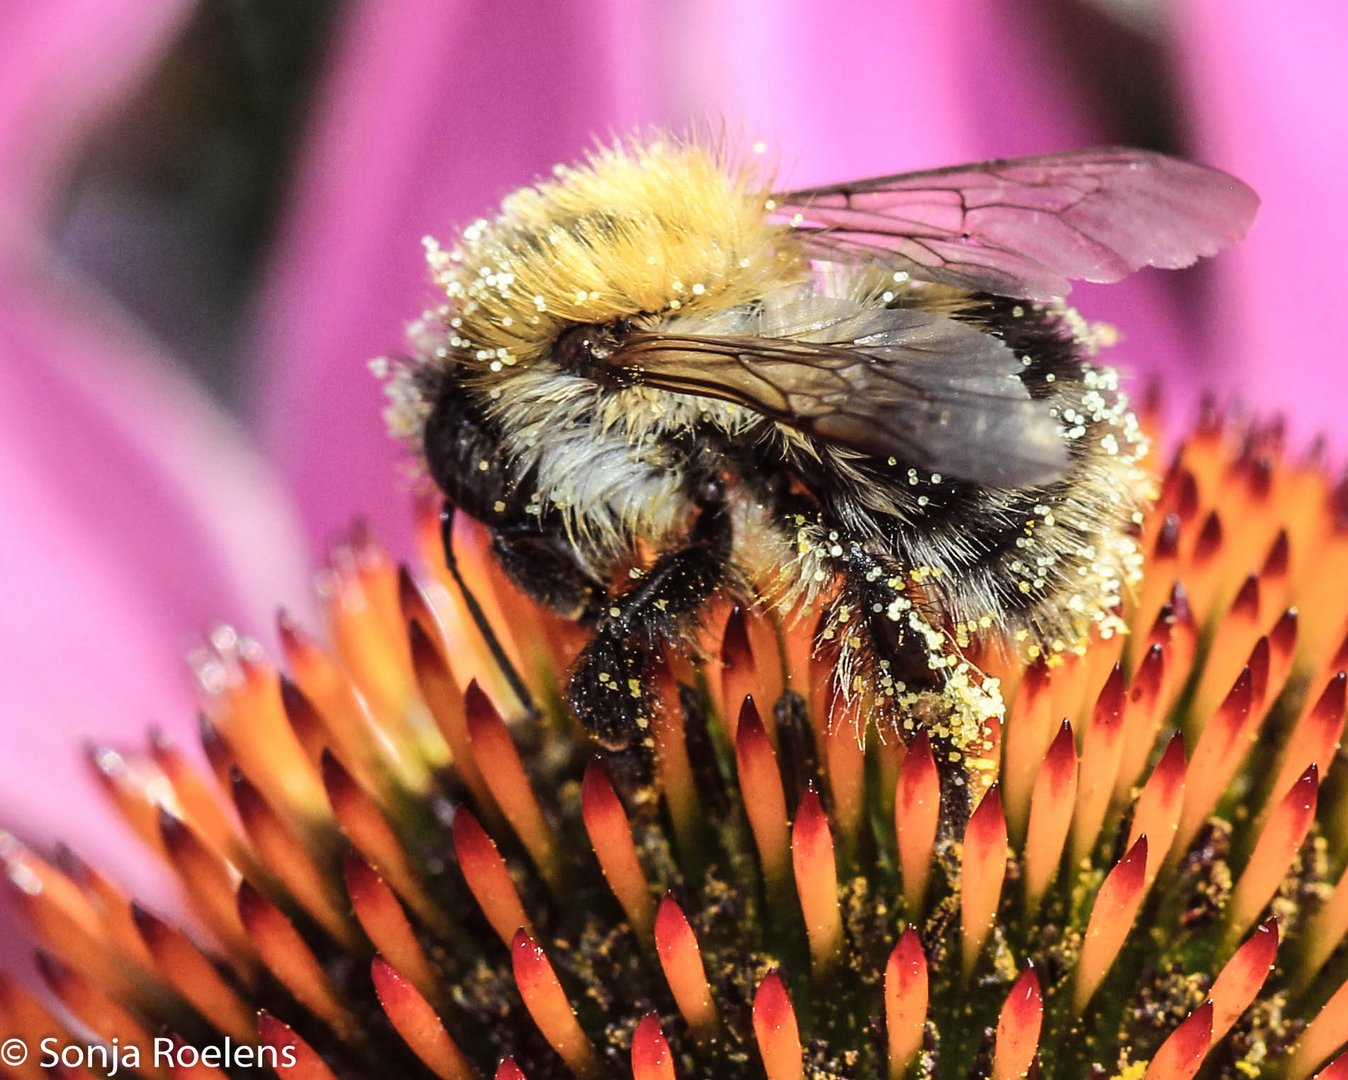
[773,147,1259,301]
[615,307,1069,487]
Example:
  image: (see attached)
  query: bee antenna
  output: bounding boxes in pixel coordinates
[438,503,539,719]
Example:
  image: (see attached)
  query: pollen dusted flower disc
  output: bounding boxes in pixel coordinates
[5,411,1348,1079]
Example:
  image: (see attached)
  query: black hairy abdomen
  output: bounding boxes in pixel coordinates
[422,369,533,522]
[810,296,1103,618]
[912,298,1090,611]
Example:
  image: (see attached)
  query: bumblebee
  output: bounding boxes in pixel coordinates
[385,138,1256,752]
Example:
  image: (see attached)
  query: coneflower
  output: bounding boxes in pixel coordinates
[4,407,1348,1079]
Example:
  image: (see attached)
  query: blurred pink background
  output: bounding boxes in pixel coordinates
[1,0,1345,959]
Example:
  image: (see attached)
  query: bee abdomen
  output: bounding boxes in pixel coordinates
[828,296,1142,651]
[421,372,533,523]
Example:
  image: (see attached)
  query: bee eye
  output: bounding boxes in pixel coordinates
[554,319,639,372]
[554,324,595,372]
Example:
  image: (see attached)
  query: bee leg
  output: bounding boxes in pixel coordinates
[568,498,732,751]
[835,547,946,689]
[489,526,607,622]
[837,547,974,831]
[440,503,609,716]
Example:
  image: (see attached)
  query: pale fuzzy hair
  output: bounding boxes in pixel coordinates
[421,136,809,370]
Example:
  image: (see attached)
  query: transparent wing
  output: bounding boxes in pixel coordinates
[773,147,1259,301]
[613,307,1068,487]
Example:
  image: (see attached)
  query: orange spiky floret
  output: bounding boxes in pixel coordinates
[5,416,1348,1077]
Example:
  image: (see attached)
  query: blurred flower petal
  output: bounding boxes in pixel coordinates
[1171,1,1348,441]
[0,1,311,953]
[664,0,1096,181]
[0,243,312,891]
[0,0,191,225]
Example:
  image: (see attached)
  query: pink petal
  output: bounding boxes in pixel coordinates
[0,0,313,968]
[0,245,311,963]
[664,0,1097,183]
[1170,2,1348,444]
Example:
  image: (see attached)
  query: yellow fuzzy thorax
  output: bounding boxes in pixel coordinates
[421,139,806,369]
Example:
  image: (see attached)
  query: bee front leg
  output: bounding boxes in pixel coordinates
[568,497,732,751]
